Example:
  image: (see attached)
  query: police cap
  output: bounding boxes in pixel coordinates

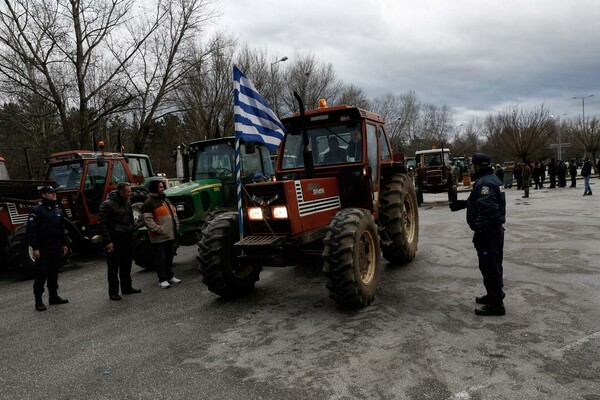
[471,153,491,166]
[39,185,57,194]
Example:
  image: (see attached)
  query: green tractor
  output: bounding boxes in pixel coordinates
[132,137,274,269]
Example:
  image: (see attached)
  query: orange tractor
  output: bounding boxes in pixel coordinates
[198,94,419,307]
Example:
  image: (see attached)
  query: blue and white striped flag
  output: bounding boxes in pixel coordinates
[233,66,285,151]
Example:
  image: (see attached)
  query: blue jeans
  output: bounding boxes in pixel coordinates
[584,175,592,194]
[153,240,175,282]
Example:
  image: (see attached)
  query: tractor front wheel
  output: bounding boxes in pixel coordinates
[197,212,261,297]
[379,174,419,264]
[322,208,381,308]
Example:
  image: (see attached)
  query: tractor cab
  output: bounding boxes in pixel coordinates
[275,104,394,212]
[44,150,147,246]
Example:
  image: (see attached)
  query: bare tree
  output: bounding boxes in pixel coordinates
[416,103,454,148]
[126,0,220,152]
[371,90,421,153]
[281,53,342,115]
[337,84,369,109]
[568,116,600,163]
[176,33,236,141]
[483,105,554,162]
[450,120,482,158]
[0,0,164,149]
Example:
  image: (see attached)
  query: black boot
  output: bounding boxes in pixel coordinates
[475,294,491,304]
[475,303,506,316]
[35,295,47,312]
[49,295,69,305]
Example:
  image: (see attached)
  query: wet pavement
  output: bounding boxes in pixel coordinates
[0,181,598,400]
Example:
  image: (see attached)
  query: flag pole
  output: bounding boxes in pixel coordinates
[235,137,244,240]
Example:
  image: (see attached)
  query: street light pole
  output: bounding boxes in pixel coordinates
[572,94,594,132]
[270,56,288,114]
[551,113,566,160]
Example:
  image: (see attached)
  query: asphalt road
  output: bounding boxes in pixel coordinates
[1,181,599,400]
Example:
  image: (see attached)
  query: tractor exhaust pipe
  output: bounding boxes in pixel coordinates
[293,91,315,178]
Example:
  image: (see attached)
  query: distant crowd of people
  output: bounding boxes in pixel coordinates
[494,157,598,198]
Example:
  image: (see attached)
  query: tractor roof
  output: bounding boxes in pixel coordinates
[45,150,125,164]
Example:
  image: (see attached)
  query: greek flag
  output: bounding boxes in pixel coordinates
[233,66,285,151]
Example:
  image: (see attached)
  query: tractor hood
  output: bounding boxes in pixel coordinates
[165,179,224,196]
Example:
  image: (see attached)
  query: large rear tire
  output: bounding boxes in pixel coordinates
[7,230,36,278]
[197,212,261,297]
[322,208,381,308]
[379,174,419,264]
[7,227,70,279]
[132,223,154,269]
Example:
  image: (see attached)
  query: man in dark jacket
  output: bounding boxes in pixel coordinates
[582,157,593,196]
[99,182,140,300]
[26,186,70,311]
[450,153,506,316]
[569,160,578,188]
[557,160,567,187]
[548,159,557,188]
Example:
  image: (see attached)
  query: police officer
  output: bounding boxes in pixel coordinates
[449,153,506,316]
[26,186,70,312]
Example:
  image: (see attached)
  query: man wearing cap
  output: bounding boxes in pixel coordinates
[26,186,70,312]
[449,153,507,316]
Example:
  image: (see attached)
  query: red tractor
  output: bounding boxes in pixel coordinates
[198,94,419,307]
[2,149,152,277]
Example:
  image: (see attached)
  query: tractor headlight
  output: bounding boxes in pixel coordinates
[272,206,288,219]
[175,204,185,212]
[248,207,264,220]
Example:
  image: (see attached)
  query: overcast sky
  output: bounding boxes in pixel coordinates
[213,0,600,125]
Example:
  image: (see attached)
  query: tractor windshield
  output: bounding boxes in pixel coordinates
[48,162,84,189]
[0,160,9,180]
[193,142,273,182]
[280,124,361,169]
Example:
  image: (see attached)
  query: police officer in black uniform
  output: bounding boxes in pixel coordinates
[26,186,70,311]
[450,153,506,316]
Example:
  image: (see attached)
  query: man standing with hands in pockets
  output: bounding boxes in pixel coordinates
[99,182,141,301]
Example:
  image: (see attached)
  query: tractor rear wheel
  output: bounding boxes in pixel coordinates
[132,223,154,269]
[197,211,261,297]
[322,208,381,308]
[379,174,419,264]
[7,227,70,279]
[8,230,36,278]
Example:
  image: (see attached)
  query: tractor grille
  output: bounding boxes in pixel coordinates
[169,195,195,220]
[245,182,291,234]
[244,182,286,206]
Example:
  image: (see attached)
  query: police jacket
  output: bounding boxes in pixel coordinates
[466,167,506,231]
[98,190,134,244]
[26,199,69,249]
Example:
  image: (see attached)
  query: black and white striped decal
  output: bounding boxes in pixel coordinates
[295,181,341,217]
